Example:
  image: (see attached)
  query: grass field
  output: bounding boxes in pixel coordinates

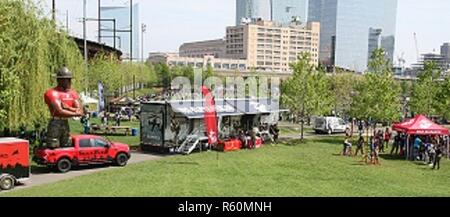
[5,137,450,197]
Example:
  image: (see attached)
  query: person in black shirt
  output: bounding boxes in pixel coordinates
[354,136,365,156]
[391,133,400,155]
[432,145,443,170]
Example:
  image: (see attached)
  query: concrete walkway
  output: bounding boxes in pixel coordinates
[3,151,165,193]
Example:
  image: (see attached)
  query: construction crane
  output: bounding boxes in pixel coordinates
[397,52,406,68]
[414,32,420,62]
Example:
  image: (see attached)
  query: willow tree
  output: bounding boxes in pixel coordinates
[0,0,86,131]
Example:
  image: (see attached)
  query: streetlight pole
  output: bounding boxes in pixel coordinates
[52,0,56,22]
[98,0,101,43]
[130,0,133,61]
[133,74,136,99]
[88,18,117,49]
[83,0,88,93]
[66,10,69,32]
[141,23,146,62]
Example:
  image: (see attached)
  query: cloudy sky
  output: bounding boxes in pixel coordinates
[40,0,450,67]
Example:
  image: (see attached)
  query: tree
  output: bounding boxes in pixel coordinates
[331,72,360,118]
[351,49,401,130]
[435,74,450,120]
[0,0,86,131]
[409,61,440,117]
[399,80,412,118]
[282,53,333,140]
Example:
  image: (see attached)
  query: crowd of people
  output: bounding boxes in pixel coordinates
[342,127,446,170]
[219,121,280,150]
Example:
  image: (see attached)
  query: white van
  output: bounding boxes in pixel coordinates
[314,117,348,134]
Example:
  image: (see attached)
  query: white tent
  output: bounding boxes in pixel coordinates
[80,94,99,112]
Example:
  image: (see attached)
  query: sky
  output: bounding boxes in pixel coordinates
[39,0,450,67]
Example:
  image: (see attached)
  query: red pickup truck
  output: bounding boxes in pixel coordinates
[33,135,131,173]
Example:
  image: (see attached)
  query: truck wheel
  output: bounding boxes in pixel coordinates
[56,158,72,173]
[115,153,128,167]
[0,175,15,191]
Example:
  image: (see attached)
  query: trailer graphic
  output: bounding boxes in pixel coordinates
[0,138,30,190]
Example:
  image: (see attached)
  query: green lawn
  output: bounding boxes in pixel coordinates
[5,137,450,197]
[70,119,141,148]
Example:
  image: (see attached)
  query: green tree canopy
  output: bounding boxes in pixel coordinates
[409,61,440,117]
[282,53,333,140]
[351,49,401,124]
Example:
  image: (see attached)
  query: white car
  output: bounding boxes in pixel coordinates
[314,117,349,134]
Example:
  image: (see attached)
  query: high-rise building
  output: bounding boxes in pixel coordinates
[308,0,398,72]
[236,0,272,25]
[412,53,449,72]
[271,0,308,25]
[368,28,382,61]
[226,20,320,72]
[441,43,450,60]
[162,20,320,73]
[100,4,140,60]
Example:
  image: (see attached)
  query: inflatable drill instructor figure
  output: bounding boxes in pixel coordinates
[44,67,83,148]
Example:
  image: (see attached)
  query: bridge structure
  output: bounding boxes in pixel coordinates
[70,36,123,61]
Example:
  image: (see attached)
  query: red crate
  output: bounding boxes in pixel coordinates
[255,137,263,149]
[217,139,242,152]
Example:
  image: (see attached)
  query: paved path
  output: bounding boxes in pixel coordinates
[4,151,165,192]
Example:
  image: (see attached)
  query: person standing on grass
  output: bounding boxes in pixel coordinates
[391,133,400,155]
[432,145,443,170]
[384,128,391,150]
[115,111,121,126]
[413,136,422,160]
[343,136,352,156]
[371,136,380,165]
[399,134,406,156]
[378,130,385,153]
[102,112,108,126]
[427,142,436,165]
[354,135,365,156]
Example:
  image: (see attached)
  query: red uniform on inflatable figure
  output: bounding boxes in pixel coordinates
[44,88,80,116]
[43,67,83,148]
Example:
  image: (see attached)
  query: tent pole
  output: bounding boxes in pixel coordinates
[406,134,409,160]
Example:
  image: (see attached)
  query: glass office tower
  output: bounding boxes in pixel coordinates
[236,0,272,25]
[271,0,309,25]
[308,0,398,72]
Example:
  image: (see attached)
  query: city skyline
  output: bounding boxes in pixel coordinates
[309,0,398,72]
[40,0,450,68]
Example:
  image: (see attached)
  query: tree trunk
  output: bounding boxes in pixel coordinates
[301,119,304,141]
[300,107,305,141]
[366,120,369,146]
[350,119,354,137]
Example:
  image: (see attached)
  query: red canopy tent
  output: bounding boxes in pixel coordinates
[392,115,449,160]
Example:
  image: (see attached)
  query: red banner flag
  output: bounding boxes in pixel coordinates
[201,86,218,145]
